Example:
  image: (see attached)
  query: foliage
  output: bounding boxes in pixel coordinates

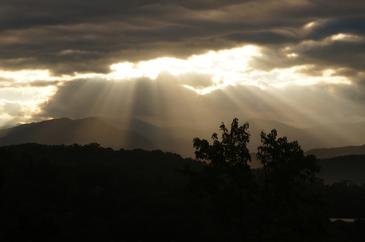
[257,129,327,242]
[192,118,256,241]
[258,129,319,185]
[193,119,328,242]
[193,118,251,168]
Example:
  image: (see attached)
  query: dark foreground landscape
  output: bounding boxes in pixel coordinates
[1,0,365,241]
[0,119,364,242]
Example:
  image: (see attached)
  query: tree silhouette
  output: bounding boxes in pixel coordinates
[192,119,329,241]
[257,129,327,242]
[257,129,319,188]
[193,118,251,168]
[192,118,257,241]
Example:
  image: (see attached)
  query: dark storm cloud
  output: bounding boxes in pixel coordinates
[298,41,365,70]
[0,0,364,74]
[305,17,365,40]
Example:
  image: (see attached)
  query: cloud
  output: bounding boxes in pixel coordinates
[0,0,364,129]
[0,82,59,126]
[0,41,359,128]
[3,102,24,116]
[291,38,365,71]
[0,44,353,94]
[0,100,33,127]
[0,0,363,74]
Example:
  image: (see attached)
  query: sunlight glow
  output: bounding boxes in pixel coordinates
[0,43,359,130]
[0,69,106,83]
[0,44,353,99]
[183,65,351,94]
[0,45,353,125]
[109,45,261,84]
[0,85,58,126]
[0,69,67,82]
[286,53,298,58]
[330,33,363,42]
[0,44,353,98]
[108,45,351,93]
[303,21,317,30]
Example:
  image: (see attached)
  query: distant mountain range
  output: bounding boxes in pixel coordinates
[0,117,152,150]
[307,145,365,159]
[306,145,365,184]
[1,117,365,184]
[1,117,365,158]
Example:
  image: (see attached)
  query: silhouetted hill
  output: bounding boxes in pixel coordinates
[0,143,363,241]
[319,155,365,184]
[249,120,365,151]
[0,143,204,241]
[0,117,201,156]
[250,151,365,184]
[1,117,365,158]
[0,117,152,150]
[305,145,365,184]
[307,145,365,159]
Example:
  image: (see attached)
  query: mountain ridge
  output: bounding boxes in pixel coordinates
[0,117,153,150]
[1,117,365,158]
[307,144,365,159]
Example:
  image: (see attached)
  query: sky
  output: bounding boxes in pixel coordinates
[0,0,365,129]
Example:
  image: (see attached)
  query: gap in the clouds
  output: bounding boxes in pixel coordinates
[0,43,353,93]
[0,41,360,133]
